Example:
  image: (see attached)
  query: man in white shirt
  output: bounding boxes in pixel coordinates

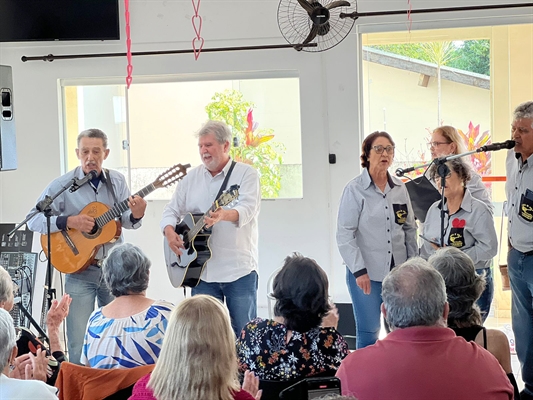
[161,120,261,336]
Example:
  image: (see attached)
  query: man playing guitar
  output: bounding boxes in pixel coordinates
[26,128,147,365]
[161,120,261,336]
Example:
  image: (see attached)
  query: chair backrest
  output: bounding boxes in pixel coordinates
[335,302,357,350]
[259,378,299,400]
[55,362,154,400]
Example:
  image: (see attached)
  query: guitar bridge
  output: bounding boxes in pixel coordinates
[61,231,79,255]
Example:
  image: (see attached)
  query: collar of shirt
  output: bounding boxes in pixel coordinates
[385,326,455,342]
[437,188,473,214]
[362,168,398,190]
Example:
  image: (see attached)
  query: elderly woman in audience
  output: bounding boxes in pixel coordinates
[130,294,261,400]
[420,157,497,321]
[428,247,520,399]
[0,308,59,399]
[81,243,173,368]
[1,266,71,385]
[237,253,349,381]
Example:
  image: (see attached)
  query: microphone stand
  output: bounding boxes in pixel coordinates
[14,297,50,346]
[8,177,78,321]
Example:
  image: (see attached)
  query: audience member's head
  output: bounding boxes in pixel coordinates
[0,267,14,311]
[428,247,486,328]
[272,253,331,332]
[381,257,448,330]
[314,395,358,400]
[0,308,16,372]
[103,243,150,297]
[148,295,239,400]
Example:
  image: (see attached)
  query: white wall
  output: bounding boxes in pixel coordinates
[1,0,532,318]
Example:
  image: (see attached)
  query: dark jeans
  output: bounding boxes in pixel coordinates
[191,271,258,336]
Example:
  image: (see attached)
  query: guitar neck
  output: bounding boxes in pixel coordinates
[186,203,219,241]
[95,183,156,226]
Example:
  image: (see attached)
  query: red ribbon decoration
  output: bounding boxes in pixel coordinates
[407,0,412,33]
[192,0,204,60]
[125,0,133,88]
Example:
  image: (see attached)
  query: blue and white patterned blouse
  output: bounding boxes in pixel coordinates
[81,300,173,369]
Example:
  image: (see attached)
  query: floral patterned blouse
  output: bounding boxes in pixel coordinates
[236,318,349,381]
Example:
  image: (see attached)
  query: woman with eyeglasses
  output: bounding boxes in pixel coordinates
[420,157,497,320]
[336,131,418,349]
[427,125,492,211]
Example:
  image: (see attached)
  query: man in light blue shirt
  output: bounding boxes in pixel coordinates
[26,128,146,364]
[506,101,533,400]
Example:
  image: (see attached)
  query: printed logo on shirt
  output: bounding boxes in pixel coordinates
[519,189,533,222]
[448,218,465,248]
[393,203,408,225]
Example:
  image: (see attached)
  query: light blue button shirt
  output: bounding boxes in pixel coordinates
[506,150,533,253]
[336,169,418,282]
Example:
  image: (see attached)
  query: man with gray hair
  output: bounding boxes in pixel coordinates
[161,120,260,336]
[0,308,59,398]
[26,128,147,365]
[506,100,533,399]
[336,257,513,400]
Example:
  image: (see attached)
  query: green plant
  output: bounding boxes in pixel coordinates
[205,89,285,198]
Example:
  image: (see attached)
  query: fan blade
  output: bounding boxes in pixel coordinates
[301,24,320,45]
[326,0,350,9]
[297,0,315,14]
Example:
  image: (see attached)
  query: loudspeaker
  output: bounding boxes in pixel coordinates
[0,65,17,171]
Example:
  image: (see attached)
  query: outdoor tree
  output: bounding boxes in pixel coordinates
[205,89,285,198]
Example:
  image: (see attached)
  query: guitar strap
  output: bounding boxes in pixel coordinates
[103,168,118,205]
[215,161,237,199]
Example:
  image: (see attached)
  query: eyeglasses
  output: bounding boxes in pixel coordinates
[372,145,395,154]
[427,141,451,149]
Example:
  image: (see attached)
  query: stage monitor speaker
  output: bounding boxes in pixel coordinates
[0,65,17,171]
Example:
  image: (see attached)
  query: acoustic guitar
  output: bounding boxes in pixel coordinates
[163,184,240,288]
[41,163,189,274]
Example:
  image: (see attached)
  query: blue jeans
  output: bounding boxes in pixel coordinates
[191,271,258,337]
[476,267,494,322]
[346,268,383,349]
[65,265,114,364]
[508,248,533,396]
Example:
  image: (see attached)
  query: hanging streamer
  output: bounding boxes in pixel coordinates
[125,0,133,88]
[407,0,413,33]
[191,0,204,60]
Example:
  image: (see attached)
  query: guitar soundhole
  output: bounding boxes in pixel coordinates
[89,223,98,235]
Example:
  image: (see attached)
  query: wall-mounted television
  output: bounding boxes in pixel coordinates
[0,0,120,42]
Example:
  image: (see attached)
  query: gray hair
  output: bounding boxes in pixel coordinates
[429,247,485,328]
[382,257,447,329]
[197,120,232,145]
[0,308,16,370]
[313,396,358,400]
[77,128,108,149]
[103,243,150,297]
[0,267,12,304]
[429,157,472,185]
[513,101,533,121]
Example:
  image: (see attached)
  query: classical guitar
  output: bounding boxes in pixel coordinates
[164,184,240,288]
[41,163,190,274]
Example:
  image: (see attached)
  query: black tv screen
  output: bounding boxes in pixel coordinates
[0,0,120,42]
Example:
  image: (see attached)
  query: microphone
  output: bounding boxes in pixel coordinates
[477,140,515,152]
[70,170,98,193]
[395,166,417,177]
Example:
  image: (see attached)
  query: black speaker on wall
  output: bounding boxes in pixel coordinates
[0,65,17,171]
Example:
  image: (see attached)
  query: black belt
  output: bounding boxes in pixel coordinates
[511,246,533,256]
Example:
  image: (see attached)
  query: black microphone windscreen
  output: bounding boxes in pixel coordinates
[506,140,516,149]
